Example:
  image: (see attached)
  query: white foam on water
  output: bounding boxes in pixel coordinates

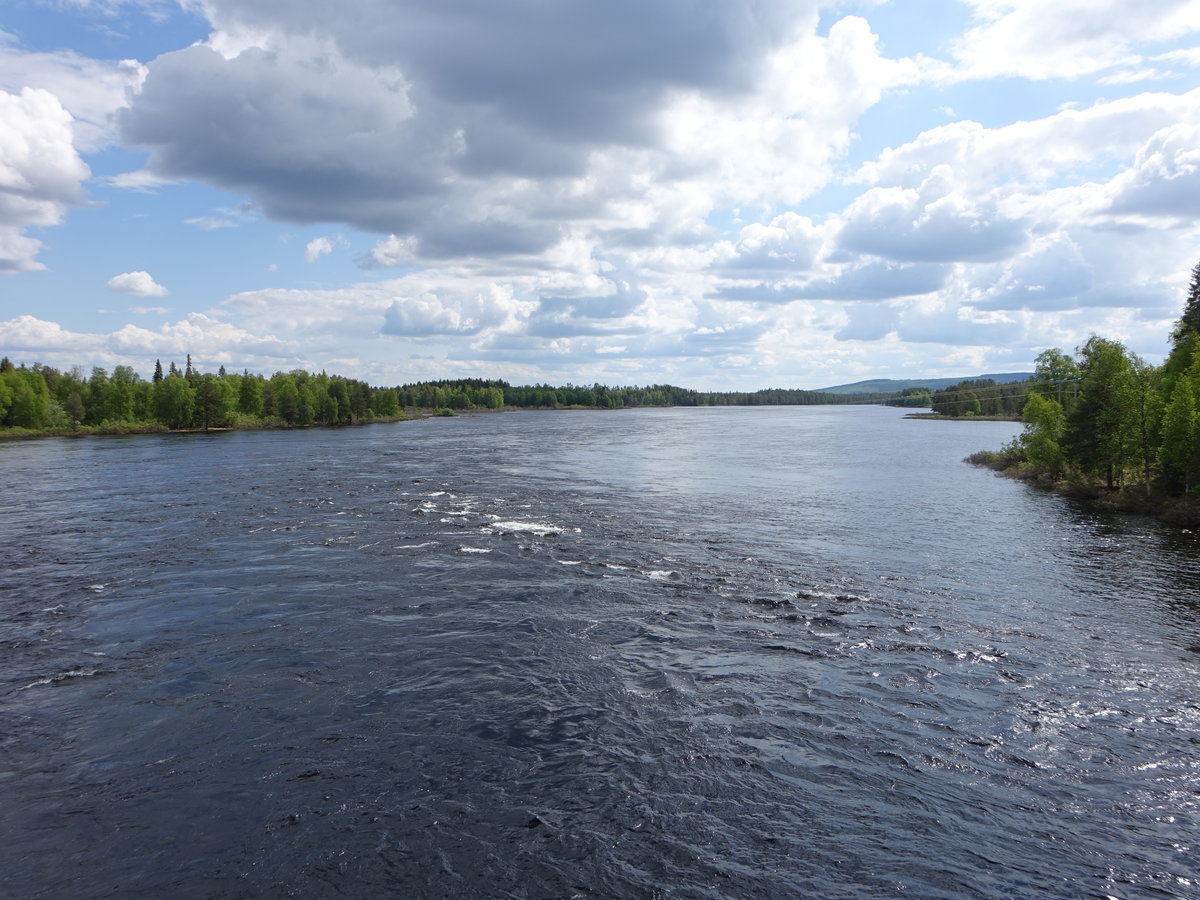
[647,570,681,581]
[484,520,564,537]
[395,541,439,550]
[457,546,492,554]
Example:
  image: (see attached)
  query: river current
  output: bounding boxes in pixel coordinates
[2,406,1198,898]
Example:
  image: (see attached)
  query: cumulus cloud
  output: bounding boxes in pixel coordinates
[0,34,146,152]
[951,0,1200,80]
[528,279,649,337]
[838,170,1028,263]
[381,283,532,337]
[794,262,950,302]
[107,270,169,297]
[855,90,1200,191]
[1106,122,1200,217]
[114,1,912,270]
[975,234,1094,311]
[361,234,418,268]
[305,236,333,262]
[0,87,90,273]
[713,212,823,278]
[0,312,290,371]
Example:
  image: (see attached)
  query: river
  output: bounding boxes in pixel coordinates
[2,406,1198,898]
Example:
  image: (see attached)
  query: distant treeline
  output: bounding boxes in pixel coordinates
[399,379,881,410]
[0,359,886,433]
[928,379,1030,417]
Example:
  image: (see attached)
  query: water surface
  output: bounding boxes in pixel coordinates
[2,407,1198,897]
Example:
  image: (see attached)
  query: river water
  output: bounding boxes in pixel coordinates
[2,406,1198,898]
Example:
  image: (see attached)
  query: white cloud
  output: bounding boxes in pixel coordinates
[0,312,292,373]
[0,87,90,273]
[382,283,532,336]
[838,169,1028,263]
[360,234,415,268]
[186,216,237,230]
[951,0,1200,80]
[0,33,146,152]
[105,169,175,191]
[305,236,333,262]
[106,270,169,297]
[855,90,1200,191]
[712,212,823,278]
[1106,122,1200,217]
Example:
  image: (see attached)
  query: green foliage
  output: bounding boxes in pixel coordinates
[1159,357,1200,493]
[930,379,1029,417]
[1029,348,1080,411]
[1171,259,1200,348]
[1019,394,1067,476]
[3,368,51,428]
[884,387,932,408]
[153,374,195,429]
[1063,336,1141,489]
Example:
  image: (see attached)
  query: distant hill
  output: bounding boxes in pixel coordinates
[814,373,1034,395]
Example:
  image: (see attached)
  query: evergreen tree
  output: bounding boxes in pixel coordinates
[1171,258,1200,347]
[195,374,223,431]
[153,359,163,383]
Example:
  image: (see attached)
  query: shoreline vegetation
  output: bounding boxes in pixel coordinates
[967,257,1200,527]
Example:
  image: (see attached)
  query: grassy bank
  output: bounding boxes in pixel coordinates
[966,449,1200,526]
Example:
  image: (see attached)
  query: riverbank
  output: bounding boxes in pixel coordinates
[905,413,1020,422]
[966,449,1200,526]
[0,412,423,441]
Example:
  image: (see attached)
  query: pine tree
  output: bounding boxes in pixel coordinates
[153,359,163,383]
[1172,258,1200,347]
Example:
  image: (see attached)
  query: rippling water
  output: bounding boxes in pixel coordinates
[3,406,1199,898]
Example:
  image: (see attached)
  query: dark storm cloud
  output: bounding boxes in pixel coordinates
[121,0,813,243]
[118,43,447,232]
[201,0,794,136]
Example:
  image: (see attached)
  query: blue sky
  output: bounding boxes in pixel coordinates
[2,0,1199,390]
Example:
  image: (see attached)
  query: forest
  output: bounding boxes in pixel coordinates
[0,356,874,434]
[975,259,1200,516]
[0,356,396,433]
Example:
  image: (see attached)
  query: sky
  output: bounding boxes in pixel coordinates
[1,0,1199,391]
